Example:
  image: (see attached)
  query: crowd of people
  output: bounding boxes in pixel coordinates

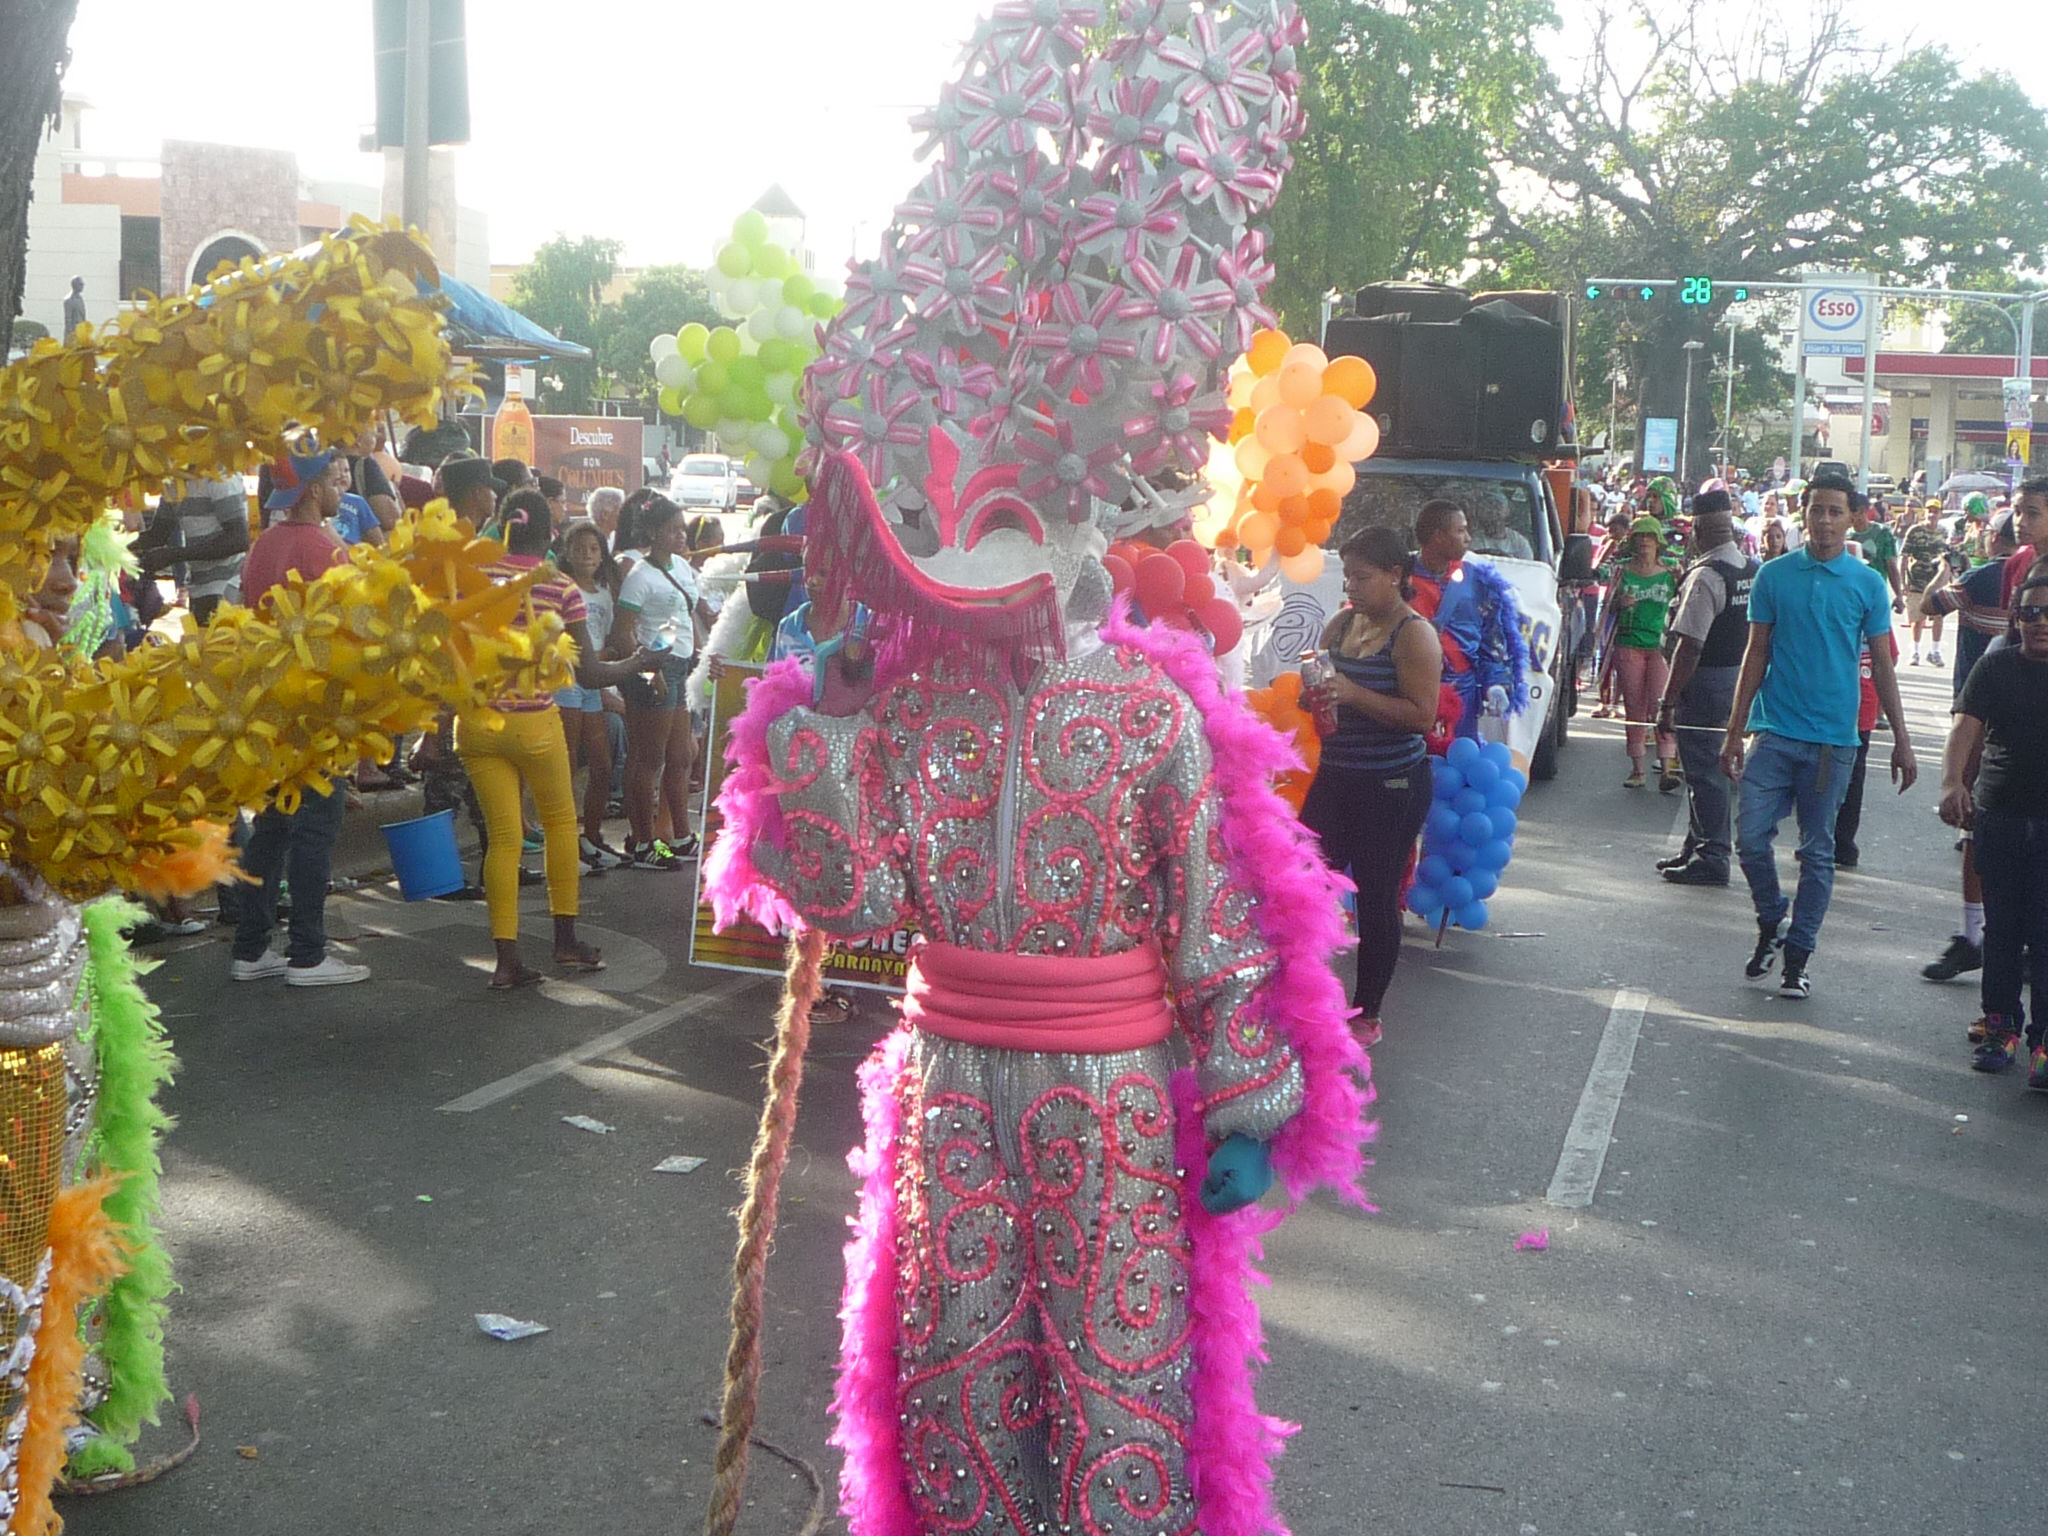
[1569,466,2047,1060]
[117,429,802,989]
[115,429,2047,1070]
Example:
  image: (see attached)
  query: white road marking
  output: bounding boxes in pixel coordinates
[1546,988,1651,1209]
[437,975,768,1113]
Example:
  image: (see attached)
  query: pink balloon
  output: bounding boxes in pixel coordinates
[1277,359,1323,409]
[1254,404,1307,454]
[1133,552,1186,614]
[1183,571,1216,608]
[1103,553,1134,595]
[1166,539,1210,580]
[1199,596,1244,655]
[1337,412,1381,461]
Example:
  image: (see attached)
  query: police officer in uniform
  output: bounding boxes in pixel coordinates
[1654,488,1758,885]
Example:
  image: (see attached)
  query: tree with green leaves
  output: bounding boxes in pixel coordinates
[1267,0,1556,334]
[591,264,718,404]
[505,234,621,413]
[1492,0,2048,484]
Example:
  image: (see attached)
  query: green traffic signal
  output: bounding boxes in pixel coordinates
[1585,284,1603,301]
[1638,285,1656,301]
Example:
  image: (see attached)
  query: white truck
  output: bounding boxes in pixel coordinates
[1241,284,1597,780]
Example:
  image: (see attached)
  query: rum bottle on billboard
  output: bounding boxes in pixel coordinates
[491,370,536,466]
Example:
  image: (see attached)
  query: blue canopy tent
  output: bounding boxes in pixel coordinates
[433,274,591,362]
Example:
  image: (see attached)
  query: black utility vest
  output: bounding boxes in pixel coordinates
[1699,556,1759,668]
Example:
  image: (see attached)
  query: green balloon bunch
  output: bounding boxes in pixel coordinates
[648,210,841,501]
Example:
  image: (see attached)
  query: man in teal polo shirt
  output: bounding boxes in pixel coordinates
[1721,473,1917,998]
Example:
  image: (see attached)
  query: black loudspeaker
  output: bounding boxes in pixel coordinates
[1396,321,1480,457]
[1323,315,1403,437]
[1351,282,1472,323]
[1466,300,1567,457]
[1325,293,1568,460]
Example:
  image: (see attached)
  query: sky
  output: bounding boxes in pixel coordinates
[57,0,2048,279]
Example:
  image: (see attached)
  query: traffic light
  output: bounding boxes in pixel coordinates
[1585,283,1603,301]
[1638,285,1656,301]
[1679,276,1713,305]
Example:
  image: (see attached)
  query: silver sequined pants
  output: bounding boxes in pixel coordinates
[890,1032,1199,1536]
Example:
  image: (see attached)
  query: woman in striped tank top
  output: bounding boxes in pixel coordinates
[1300,526,1444,1044]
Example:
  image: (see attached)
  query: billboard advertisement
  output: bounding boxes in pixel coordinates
[531,416,644,508]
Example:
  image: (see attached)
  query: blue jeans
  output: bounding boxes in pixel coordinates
[233,779,347,966]
[1735,732,1858,953]
[1975,809,2048,1044]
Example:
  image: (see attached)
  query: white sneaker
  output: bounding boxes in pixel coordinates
[285,954,371,987]
[1929,647,1943,666]
[1910,649,1922,665]
[231,952,288,982]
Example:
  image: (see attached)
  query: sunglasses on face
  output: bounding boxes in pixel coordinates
[2017,604,2048,624]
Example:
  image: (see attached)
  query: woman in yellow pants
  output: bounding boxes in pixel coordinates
[457,490,657,988]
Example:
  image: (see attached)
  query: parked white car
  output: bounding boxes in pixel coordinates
[669,454,739,511]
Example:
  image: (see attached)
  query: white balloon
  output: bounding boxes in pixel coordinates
[715,418,750,448]
[649,332,679,363]
[755,277,783,309]
[725,277,759,315]
[654,353,692,389]
[775,305,809,340]
[753,423,791,460]
[747,309,780,344]
[715,290,746,321]
[765,373,798,407]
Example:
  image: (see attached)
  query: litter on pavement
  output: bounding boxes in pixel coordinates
[475,1313,550,1341]
[562,1115,615,1134]
[654,1155,707,1174]
[1513,1229,1551,1251]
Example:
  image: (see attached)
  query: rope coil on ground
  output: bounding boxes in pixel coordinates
[704,926,827,1536]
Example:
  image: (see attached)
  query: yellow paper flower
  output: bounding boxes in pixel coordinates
[0,220,571,900]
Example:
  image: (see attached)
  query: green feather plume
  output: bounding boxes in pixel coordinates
[76,898,180,1450]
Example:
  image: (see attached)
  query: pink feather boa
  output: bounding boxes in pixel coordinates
[699,657,813,935]
[1174,1069,1296,1536]
[831,1029,920,1536]
[1102,606,1375,1207]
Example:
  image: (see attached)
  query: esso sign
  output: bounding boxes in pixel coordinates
[1808,289,1865,332]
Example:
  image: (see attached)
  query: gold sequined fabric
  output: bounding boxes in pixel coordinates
[0,1045,66,1303]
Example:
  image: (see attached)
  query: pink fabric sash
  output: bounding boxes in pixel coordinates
[902,941,1173,1053]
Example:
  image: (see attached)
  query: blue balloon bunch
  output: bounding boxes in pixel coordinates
[1408,737,1525,931]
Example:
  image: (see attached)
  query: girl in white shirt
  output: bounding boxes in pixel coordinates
[607,497,708,868]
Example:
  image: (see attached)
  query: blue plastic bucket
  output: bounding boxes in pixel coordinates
[380,808,464,901]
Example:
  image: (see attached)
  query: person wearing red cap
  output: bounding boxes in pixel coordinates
[228,448,370,987]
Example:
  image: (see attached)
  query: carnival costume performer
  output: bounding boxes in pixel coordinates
[702,6,1370,1536]
[0,223,566,1521]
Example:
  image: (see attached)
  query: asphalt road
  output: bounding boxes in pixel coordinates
[69,654,2039,1536]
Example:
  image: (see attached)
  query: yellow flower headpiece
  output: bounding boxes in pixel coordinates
[0,222,571,899]
[0,217,468,624]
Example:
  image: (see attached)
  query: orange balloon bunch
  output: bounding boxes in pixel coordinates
[1217,329,1379,584]
[1242,671,1321,812]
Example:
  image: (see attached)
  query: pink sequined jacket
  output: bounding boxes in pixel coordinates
[755,637,1305,1142]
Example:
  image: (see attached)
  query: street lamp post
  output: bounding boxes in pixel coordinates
[1680,339,1706,487]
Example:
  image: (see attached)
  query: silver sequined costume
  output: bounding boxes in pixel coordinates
[757,635,1301,1535]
